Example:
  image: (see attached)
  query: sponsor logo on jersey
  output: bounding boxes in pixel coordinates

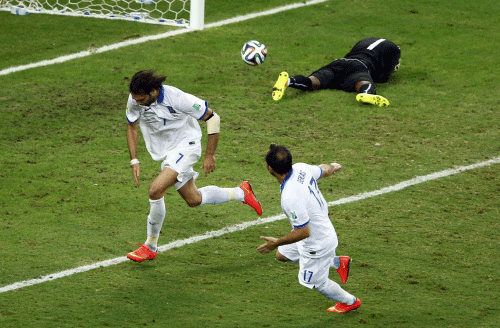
[192,103,201,111]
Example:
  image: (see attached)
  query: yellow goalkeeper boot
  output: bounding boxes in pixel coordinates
[272,72,289,101]
[356,93,390,107]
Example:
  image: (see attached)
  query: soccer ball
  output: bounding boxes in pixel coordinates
[241,40,267,66]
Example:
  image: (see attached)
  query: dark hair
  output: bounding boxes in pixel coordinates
[129,70,166,95]
[265,144,292,175]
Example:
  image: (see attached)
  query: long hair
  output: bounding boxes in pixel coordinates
[129,70,166,95]
[265,144,292,175]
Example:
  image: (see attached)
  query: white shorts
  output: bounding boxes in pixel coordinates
[161,143,202,190]
[278,243,335,289]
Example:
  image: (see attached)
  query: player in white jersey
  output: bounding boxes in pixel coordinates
[125,70,262,262]
[257,144,361,313]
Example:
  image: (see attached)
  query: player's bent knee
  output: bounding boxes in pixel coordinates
[148,184,169,200]
[309,75,322,90]
[148,188,162,200]
[183,192,202,207]
[185,199,201,207]
[314,280,331,298]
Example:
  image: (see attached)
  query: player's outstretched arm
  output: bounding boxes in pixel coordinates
[257,226,310,253]
[319,163,342,178]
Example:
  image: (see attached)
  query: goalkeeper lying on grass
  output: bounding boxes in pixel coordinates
[272,37,401,107]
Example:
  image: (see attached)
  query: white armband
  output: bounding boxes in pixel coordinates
[131,158,140,166]
[206,112,220,135]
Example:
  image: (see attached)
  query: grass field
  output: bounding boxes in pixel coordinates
[0,0,499,327]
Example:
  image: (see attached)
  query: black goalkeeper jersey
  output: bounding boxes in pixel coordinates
[344,38,401,83]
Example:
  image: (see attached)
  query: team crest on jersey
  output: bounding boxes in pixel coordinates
[290,212,298,220]
[192,103,201,111]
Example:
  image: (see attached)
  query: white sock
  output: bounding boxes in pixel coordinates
[145,197,165,252]
[331,256,341,269]
[315,279,357,305]
[199,186,244,205]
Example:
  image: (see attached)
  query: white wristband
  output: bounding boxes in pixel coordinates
[130,158,140,166]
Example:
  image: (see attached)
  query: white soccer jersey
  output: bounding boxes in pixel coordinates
[280,163,338,257]
[126,85,208,161]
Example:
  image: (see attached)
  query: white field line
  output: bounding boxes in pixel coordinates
[1,156,499,294]
[0,0,328,76]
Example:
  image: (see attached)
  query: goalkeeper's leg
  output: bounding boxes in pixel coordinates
[355,81,390,107]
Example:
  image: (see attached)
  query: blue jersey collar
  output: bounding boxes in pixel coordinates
[157,85,165,104]
[280,169,293,193]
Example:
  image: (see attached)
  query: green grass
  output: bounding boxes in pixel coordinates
[0,0,303,70]
[1,0,499,327]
